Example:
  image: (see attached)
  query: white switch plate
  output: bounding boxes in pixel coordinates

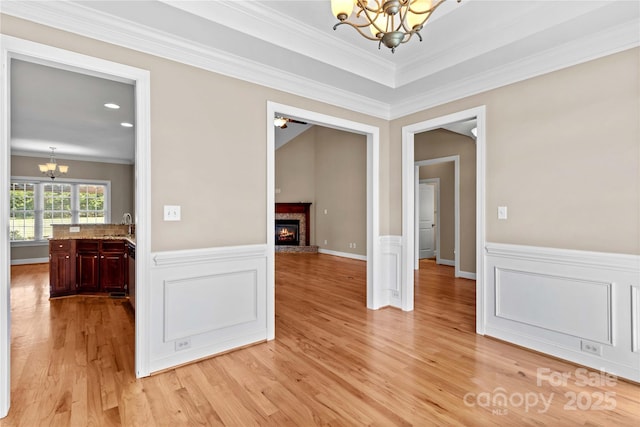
[498,206,508,220]
[164,205,181,221]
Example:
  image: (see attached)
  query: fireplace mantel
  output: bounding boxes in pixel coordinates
[275,203,311,246]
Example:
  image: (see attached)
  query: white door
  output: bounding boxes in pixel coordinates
[419,183,435,259]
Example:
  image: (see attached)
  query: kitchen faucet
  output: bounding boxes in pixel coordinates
[122,213,133,235]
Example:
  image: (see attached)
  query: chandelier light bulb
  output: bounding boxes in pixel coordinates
[332,0,460,53]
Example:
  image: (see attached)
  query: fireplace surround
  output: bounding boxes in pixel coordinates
[275,202,317,253]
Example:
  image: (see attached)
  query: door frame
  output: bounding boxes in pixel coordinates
[401,106,486,335]
[417,178,439,263]
[266,101,381,334]
[0,35,152,417]
[414,156,460,274]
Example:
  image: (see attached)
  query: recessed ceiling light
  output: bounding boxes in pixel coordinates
[104,103,120,109]
[121,122,134,128]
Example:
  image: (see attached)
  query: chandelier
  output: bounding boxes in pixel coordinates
[331,0,459,53]
[38,147,69,180]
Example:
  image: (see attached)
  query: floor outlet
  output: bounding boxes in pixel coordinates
[175,338,191,351]
[580,340,602,356]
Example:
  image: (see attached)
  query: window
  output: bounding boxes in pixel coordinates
[10,178,110,243]
[9,182,36,241]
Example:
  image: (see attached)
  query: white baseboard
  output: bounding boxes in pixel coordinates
[318,248,367,261]
[485,242,640,382]
[458,271,476,280]
[438,259,455,266]
[11,257,48,265]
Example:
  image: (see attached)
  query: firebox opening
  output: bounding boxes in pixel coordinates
[275,219,300,246]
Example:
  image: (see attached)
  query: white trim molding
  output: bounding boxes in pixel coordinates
[485,242,640,382]
[414,156,460,276]
[380,235,403,309]
[402,106,486,325]
[267,102,381,313]
[1,1,637,120]
[0,35,152,419]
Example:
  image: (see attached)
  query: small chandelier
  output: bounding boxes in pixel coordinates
[331,0,459,53]
[38,147,69,180]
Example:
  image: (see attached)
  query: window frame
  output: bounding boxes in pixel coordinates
[10,176,111,246]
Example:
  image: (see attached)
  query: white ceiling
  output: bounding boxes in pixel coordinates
[11,59,135,164]
[4,0,639,163]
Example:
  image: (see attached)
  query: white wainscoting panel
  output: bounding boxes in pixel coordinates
[495,268,612,345]
[164,270,258,342]
[150,244,268,373]
[485,243,640,382]
[380,235,402,308]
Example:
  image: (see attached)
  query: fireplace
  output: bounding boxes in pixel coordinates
[275,219,300,246]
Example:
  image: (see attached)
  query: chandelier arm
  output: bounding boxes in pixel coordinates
[359,6,387,35]
[356,0,383,14]
[333,21,384,41]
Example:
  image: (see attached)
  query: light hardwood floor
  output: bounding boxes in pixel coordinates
[1,255,639,425]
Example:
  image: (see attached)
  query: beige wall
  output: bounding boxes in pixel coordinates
[392,47,640,255]
[415,129,476,272]
[275,127,367,255]
[2,15,637,256]
[419,162,454,262]
[10,155,134,261]
[0,14,390,252]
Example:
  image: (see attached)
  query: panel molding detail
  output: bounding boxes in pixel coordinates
[150,244,267,373]
[164,270,259,342]
[495,267,613,345]
[484,243,640,382]
[632,286,640,353]
[380,235,402,308]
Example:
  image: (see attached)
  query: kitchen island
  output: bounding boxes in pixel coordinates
[49,224,135,299]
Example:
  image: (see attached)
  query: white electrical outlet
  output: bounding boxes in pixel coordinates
[324,240,327,245]
[175,338,191,351]
[69,226,80,233]
[580,340,602,356]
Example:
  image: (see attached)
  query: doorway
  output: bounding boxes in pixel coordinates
[401,106,486,334]
[0,35,151,417]
[266,102,381,338]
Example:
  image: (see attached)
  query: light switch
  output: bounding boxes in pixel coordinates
[164,205,181,221]
[498,206,508,220]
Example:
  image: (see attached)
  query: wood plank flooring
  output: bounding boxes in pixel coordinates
[1,255,639,425]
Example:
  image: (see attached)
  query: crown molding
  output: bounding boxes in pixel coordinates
[160,0,397,88]
[0,0,391,119]
[2,1,637,122]
[390,18,640,119]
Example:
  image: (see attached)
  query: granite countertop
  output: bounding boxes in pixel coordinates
[51,235,136,246]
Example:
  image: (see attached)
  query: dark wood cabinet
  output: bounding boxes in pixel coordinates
[77,240,100,292]
[49,240,76,297]
[49,238,128,297]
[100,240,127,292]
